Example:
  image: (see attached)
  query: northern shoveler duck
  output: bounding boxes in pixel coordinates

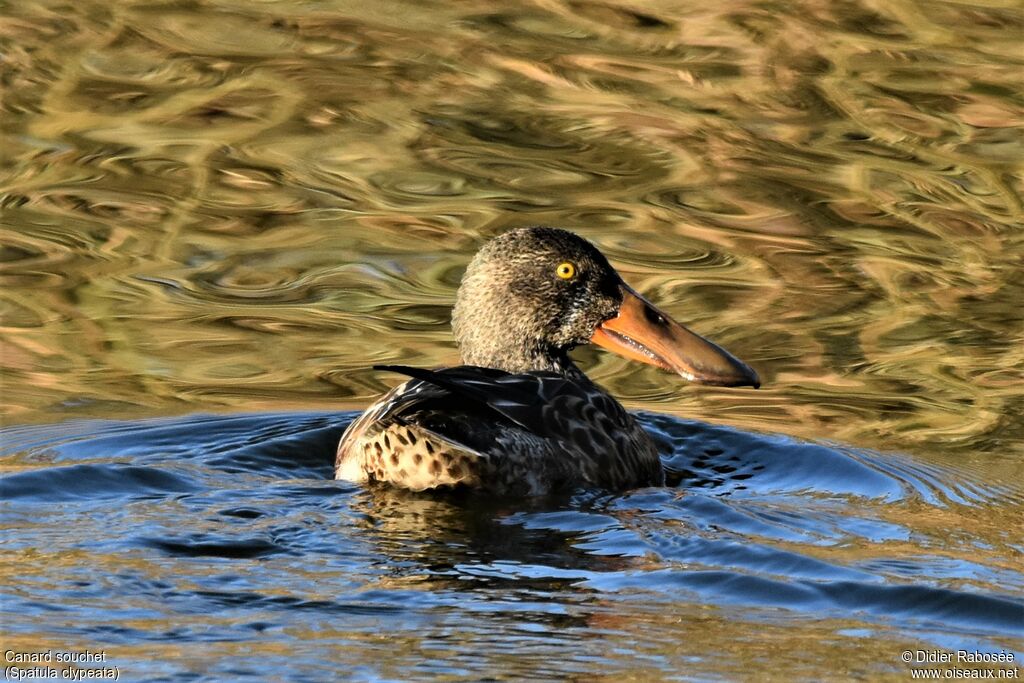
[336,227,759,495]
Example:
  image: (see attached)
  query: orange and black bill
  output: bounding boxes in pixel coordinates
[591,285,760,388]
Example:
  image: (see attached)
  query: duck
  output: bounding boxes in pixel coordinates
[335,226,759,495]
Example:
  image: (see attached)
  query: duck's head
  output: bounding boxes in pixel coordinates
[452,226,760,387]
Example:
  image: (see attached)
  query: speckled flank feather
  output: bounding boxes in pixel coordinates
[336,379,485,491]
[338,422,483,491]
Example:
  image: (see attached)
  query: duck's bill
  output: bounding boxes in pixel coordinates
[591,285,760,388]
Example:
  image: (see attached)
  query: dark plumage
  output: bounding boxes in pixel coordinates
[336,227,759,495]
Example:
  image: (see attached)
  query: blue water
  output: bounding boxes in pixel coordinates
[2,412,1021,680]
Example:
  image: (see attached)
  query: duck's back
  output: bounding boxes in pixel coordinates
[335,366,664,495]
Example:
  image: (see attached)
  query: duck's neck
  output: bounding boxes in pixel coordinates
[459,341,583,377]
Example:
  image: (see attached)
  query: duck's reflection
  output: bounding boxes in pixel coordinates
[345,485,636,592]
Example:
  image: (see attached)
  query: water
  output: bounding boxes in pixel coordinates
[3,412,1022,680]
[2,0,1023,679]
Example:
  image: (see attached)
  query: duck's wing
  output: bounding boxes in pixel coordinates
[337,377,441,453]
[373,365,645,467]
[338,365,661,492]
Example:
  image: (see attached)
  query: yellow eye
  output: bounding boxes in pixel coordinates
[555,262,576,279]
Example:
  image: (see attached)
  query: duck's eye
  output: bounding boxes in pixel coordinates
[555,262,577,280]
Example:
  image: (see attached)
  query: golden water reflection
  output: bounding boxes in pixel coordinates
[2,0,1022,468]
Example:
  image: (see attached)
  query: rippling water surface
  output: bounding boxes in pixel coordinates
[2,0,1022,679]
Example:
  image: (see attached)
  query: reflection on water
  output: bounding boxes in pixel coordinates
[3,0,1021,457]
[1,0,1023,679]
[2,412,1022,679]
